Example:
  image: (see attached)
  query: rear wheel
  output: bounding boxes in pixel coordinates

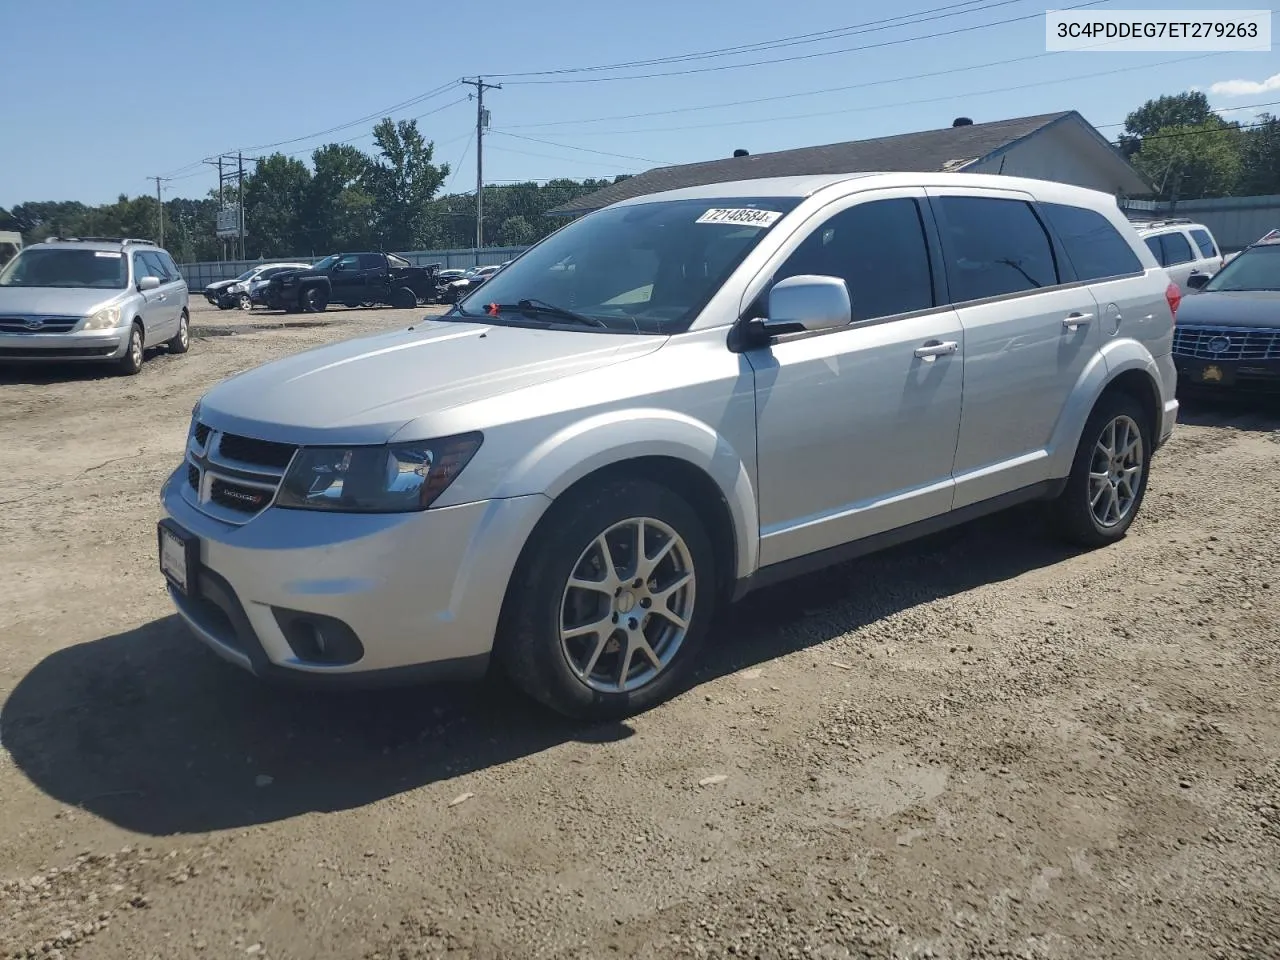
[391,286,417,309]
[116,323,144,376]
[498,479,717,720]
[1049,391,1151,547]
[166,309,190,355]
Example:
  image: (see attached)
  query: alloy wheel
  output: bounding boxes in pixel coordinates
[558,517,696,693]
[1088,414,1144,528]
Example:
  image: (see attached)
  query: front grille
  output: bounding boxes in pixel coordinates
[1173,325,1280,361]
[0,316,80,334]
[209,477,274,513]
[217,433,296,470]
[182,421,294,524]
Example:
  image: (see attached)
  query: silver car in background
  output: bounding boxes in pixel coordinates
[1,237,190,375]
[159,172,1178,718]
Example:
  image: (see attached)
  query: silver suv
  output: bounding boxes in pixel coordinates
[159,172,1179,718]
[0,236,190,375]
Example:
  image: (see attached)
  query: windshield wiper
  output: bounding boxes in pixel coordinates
[484,298,607,328]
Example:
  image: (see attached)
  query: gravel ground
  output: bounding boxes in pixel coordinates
[1,300,1278,960]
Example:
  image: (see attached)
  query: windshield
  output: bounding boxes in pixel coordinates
[0,247,128,289]
[310,255,339,271]
[455,196,801,333]
[1202,245,1280,292]
[232,268,258,282]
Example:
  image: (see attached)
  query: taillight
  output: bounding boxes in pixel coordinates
[1165,281,1182,320]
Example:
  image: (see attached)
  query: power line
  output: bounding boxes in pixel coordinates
[490,0,1027,78]
[521,51,1228,139]
[1094,98,1280,130]
[485,143,646,172]
[489,131,670,165]
[502,0,1106,85]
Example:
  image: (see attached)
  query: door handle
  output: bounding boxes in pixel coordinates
[914,340,958,360]
[1062,312,1091,330]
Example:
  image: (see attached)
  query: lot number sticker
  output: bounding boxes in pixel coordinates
[93,251,122,258]
[696,208,782,227]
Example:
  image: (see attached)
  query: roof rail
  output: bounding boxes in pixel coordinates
[1125,217,1196,228]
[41,236,157,246]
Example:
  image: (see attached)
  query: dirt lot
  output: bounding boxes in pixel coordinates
[1,300,1278,960]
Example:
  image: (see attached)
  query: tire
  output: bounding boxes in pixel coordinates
[116,323,144,376]
[236,293,252,311]
[300,286,328,313]
[166,310,190,355]
[1048,391,1152,548]
[498,478,718,720]
[391,286,416,309]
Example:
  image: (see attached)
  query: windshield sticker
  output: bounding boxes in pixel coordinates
[695,208,782,228]
[93,251,122,258]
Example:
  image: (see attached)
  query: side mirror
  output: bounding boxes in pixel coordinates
[1186,271,1210,290]
[137,275,161,292]
[762,275,851,334]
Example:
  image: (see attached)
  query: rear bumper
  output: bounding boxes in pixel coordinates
[0,331,127,362]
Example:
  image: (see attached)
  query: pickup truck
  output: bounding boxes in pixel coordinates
[263,252,442,312]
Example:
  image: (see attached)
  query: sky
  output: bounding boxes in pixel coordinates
[1,0,1277,208]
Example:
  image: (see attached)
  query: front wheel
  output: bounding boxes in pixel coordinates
[236,293,252,311]
[498,479,717,720]
[116,323,144,376]
[300,286,328,313]
[1048,391,1152,548]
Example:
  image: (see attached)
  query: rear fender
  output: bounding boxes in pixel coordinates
[1047,338,1161,477]
[489,408,759,580]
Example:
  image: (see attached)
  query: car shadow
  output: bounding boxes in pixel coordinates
[1,507,1076,837]
[1178,392,1280,433]
[0,349,178,385]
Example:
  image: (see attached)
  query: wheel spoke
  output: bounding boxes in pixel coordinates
[1090,482,1108,508]
[650,606,689,632]
[568,576,613,596]
[651,571,692,606]
[1107,486,1121,524]
[638,535,676,582]
[563,614,614,640]
[580,631,610,678]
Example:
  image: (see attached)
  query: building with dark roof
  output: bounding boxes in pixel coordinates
[548,111,1151,218]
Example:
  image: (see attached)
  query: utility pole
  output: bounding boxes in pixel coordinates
[152,176,165,247]
[237,151,245,261]
[461,76,501,251]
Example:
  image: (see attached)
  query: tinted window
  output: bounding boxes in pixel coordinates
[159,251,182,278]
[1144,236,1163,263]
[1040,202,1143,282]
[937,196,1058,302]
[1162,232,1195,265]
[1191,228,1218,259]
[773,197,934,321]
[358,254,385,269]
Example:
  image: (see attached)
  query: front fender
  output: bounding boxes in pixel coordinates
[1046,337,1162,477]
[490,408,759,583]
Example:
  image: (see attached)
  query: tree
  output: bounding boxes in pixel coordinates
[1121,92,1218,158]
[498,215,537,246]
[306,144,376,252]
[366,118,448,250]
[1239,113,1280,195]
[1130,121,1243,200]
[242,154,312,257]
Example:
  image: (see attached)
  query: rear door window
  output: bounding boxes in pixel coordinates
[1039,202,1143,282]
[935,195,1059,302]
[1160,232,1195,265]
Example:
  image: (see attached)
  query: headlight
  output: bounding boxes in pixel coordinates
[83,306,122,330]
[276,434,482,513]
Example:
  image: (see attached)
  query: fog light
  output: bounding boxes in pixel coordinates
[272,609,364,665]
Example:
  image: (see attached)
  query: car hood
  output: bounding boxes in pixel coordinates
[1178,290,1280,329]
[206,279,237,292]
[0,286,126,317]
[196,319,667,445]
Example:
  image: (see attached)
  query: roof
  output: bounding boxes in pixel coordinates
[549,111,1140,217]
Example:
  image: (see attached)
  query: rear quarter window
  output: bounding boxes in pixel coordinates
[1039,202,1143,282]
[1190,229,1218,259]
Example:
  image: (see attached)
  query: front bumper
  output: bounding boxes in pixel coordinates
[159,466,549,685]
[1174,354,1280,393]
[0,330,127,362]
